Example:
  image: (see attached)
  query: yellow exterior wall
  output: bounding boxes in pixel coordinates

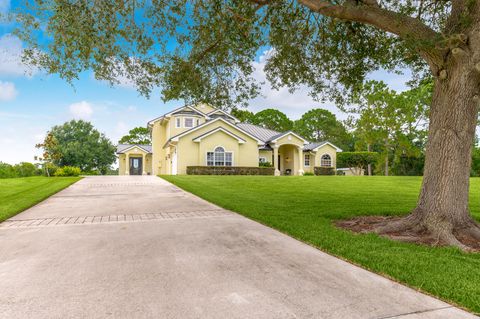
[259,150,273,164]
[175,121,260,174]
[193,103,216,114]
[314,144,338,168]
[303,152,315,173]
[169,114,205,138]
[151,120,167,175]
[275,134,304,147]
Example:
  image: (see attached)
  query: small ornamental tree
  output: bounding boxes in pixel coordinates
[14,0,480,249]
[337,152,378,176]
[35,132,62,177]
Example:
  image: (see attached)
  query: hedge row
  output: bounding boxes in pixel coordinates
[314,167,336,175]
[187,166,275,175]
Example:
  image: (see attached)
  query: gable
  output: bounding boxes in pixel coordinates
[170,118,263,145]
[192,103,216,114]
[192,127,246,144]
[272,132,306,146]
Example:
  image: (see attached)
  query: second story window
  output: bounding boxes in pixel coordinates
[175,118,181,128]
[184,118,193,128]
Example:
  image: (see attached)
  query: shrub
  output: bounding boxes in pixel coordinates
[303,172,314,176]
[0,162,16,178]
[14,162,39,177]
[54,166,81,177]
[259,161,273,167]
[43,163,59,176]
[314,167,336,175]
[187,166,274,175]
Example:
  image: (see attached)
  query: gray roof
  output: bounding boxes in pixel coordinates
[116,144,152,154]
[235,123,281,143]
[304,141,343,152]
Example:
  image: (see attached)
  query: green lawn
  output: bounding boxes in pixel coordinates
[0,176,81,222]
[162,175,480,314]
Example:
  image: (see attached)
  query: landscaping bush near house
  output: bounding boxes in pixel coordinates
[54,166,81,177]
[314,167,335,175]
[259,161,273,167]
[187,166,275,175]
[303,172,315,176]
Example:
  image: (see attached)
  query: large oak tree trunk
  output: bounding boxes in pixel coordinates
[377,53,480,249]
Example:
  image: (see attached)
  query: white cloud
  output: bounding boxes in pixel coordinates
[0,34,39,77]
[0,0,9,14]
[0,81,18,101]
[69,101,94,119]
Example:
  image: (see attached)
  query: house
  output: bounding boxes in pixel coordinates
[116,104,342,175]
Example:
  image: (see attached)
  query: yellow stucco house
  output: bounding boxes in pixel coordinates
[117,104,342,175]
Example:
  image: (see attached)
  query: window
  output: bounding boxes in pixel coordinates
[207,152,214,166]
[175,117,181,128]
[196,119,200,126]
[259,157,267,163]
[304,154,310,167]
[321,154,332,167]
[207,147,233,166]
[184,118,193,128]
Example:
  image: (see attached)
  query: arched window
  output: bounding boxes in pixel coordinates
[207,147,233,166]
[321,154,332,167]
[214,147,225,166]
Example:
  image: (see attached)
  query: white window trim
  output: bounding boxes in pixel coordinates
[206,146,234,166]
[184,117,194,128]
[320,153,332,167]
[304,154,310,167]
[175,117,182,128]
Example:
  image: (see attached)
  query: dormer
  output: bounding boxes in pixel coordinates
[207,109,240,124]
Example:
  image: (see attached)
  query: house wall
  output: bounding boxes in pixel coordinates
[169,114,206,138]
[314,144,338,168]
[259,150,273,164]
[275,134,304,147]
[303,152,315,173]
[175,121,260,174]
[151,120,167,175]
[193,103,216,114]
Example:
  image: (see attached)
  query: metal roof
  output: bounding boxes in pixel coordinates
[234,123,281,143]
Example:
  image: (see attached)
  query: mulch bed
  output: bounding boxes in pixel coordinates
[336,216,480,252]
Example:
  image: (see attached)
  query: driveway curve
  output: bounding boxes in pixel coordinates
[0,176,476,318]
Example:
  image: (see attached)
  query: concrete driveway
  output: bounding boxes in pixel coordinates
[0,176,476,319]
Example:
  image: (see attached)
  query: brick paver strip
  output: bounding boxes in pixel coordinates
[0,210,232,229]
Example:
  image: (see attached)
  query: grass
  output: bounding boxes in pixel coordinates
[0,176,81,222]
[162,175,480,314]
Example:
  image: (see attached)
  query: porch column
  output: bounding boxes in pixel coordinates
[273,145,280,176]
[125,154,130,175]
[142,153,146,175]
[297,146,304,175]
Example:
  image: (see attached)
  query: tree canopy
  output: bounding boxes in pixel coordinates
[294,109,354,150]
[14,0,458,108]
[119,127,151,145]
[251,108,293,131]
[39,120,116,174]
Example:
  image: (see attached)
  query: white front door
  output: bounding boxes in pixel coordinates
[171,149,178,175]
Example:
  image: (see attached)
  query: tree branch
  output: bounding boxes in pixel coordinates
[297,0,444,66]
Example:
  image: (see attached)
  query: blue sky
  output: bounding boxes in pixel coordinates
[0,0,411,164]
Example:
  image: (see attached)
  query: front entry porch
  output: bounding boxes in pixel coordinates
[273,144,304,176]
